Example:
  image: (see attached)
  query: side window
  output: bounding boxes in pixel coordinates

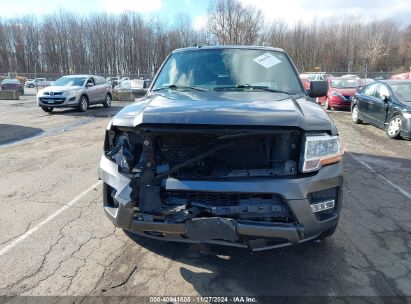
[374,84,389,100]
[87,78,95,86]
[363,83,378,96]
[94,77,102,85]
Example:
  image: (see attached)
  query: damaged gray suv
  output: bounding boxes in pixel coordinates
[99,46,344,251]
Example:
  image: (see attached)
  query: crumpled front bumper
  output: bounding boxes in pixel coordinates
[99,155,343,250]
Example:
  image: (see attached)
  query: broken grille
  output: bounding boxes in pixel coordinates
[161,190,282,206]
[161,190,293,219]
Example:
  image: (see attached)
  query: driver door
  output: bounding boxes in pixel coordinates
[369,84,389,128]
[85,77,98,103]
[356,82,378,122]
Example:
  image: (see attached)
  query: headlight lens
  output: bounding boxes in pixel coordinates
[64,91,76,95]
[403,112,411,119]
[302,135,344,172]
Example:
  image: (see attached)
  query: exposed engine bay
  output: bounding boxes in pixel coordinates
[105,125,302,228]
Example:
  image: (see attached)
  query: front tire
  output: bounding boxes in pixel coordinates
[386,115,403,139]
[351,104,362,124]
[103,94,112,108]
[41,106,53,113]
[78,95,89,112]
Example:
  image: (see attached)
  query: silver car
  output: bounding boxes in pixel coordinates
[37,75,112,113]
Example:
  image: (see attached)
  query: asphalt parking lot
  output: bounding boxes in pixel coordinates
[0,89,410,301]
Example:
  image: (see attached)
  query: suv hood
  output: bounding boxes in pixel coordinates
[112,91,334,131]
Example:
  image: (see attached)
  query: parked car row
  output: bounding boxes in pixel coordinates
[113,78,151,96]
[300,74,381,111]
[1,78,24,95]
[351,80,411,140]
[36,75,112,113]
[106,76,130,88]
[317,77,359,110]
[32,74,153,113]
[299,72,410,140]
[25,78,52,88]
[300,72,333,81]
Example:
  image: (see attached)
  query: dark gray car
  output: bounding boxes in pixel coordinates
[99,46,344,251]
[37,74,112,113]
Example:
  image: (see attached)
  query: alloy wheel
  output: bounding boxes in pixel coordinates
[80,97,88,112]
[352,106,358,122]
[387,117,402,136]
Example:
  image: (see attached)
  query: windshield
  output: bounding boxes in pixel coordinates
[152,49,303,95]
[331,78,358,89]
[53,76,86,87]
[2,79,19,84]
[391,83,411,102]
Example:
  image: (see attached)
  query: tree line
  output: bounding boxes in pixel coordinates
[0,0,410,78]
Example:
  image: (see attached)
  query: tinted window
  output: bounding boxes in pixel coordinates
[331,78,358,88]
[94,77,103,85]
[153,49,303,95]
[374,84,390,100]
[54,76,86,86]
[87,78,95,85]
[362,83,378,96]
[390,83,411,102]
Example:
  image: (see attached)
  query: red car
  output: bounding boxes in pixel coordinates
[391,72,410,80]
[300,76,311,90]
[1,79,24,95]
[317,77,359,110]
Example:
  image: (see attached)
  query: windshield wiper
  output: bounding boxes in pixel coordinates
[214,84,292,95]
[153,84,208,92]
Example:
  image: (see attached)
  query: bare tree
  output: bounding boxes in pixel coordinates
[174,13,195,47]
[0,7,409,78]
[207,0,263,45]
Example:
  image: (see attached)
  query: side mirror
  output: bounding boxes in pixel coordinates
[382,95,389,103]
[86,82,94,88]
[307,80,328,98]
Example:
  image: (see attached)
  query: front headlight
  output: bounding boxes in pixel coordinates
[64,91,77,95]
[403,112,411,119]
[302,135,344,172]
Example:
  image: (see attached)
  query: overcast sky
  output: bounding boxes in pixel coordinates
[1,0,411,29]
